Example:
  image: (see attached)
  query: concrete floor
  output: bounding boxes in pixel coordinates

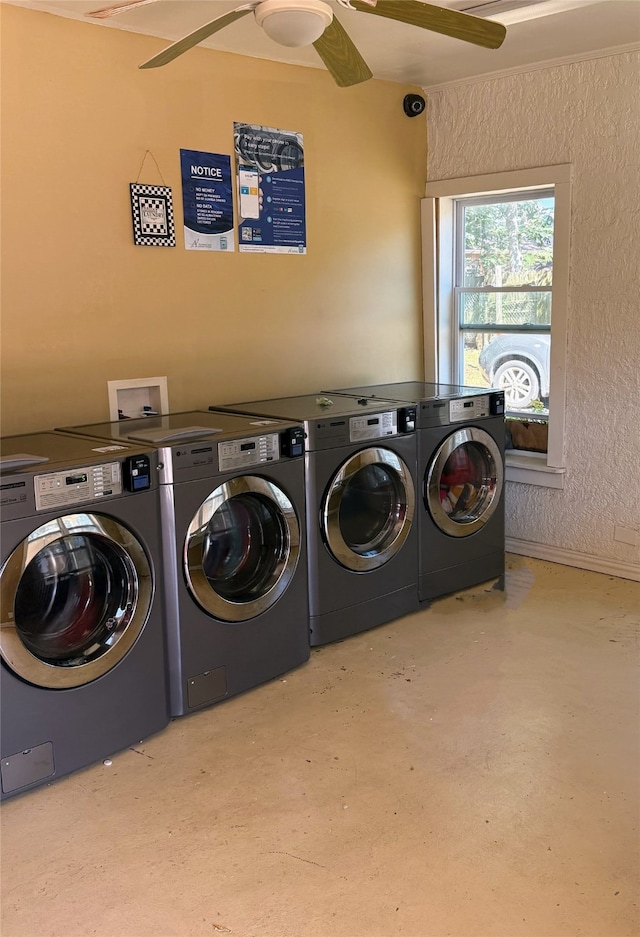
[1,556,639,937]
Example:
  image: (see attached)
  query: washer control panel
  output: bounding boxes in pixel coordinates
[349,410,398,442]
[218,433,280,471]
[34,462,122,511]
[449,395,490,423]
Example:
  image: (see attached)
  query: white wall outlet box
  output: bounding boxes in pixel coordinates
[614,526,640,547]
[107,377,169,422]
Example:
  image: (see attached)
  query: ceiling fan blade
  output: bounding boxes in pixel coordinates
[350,0,507,49]
[313,17,372,87]
[88,0,160,19]
[139,6,254,69]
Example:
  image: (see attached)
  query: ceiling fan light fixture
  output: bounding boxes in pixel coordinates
[255,0,333,47]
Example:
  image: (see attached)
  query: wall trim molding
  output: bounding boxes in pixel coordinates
[422,42,640,94]
[506,538,640,582]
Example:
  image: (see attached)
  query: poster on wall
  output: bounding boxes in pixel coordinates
[180,149,235,251]
[130,183,176,247]
[233,123,306,254]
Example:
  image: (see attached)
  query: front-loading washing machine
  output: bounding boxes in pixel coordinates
[0,432,170,799]
[213,394,419,646]
[325,382,506,601]
[59,411,309,716]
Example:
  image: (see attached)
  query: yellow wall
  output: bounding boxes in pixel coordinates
[0,3,426,435]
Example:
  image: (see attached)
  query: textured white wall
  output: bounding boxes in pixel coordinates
[426,51,640,567]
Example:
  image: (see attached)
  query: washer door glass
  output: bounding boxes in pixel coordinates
[426,428,503,537]
[0,513,152,689]
[322,447,415,572]
[184,476,300,622]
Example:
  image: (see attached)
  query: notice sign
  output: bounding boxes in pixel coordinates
[233,123,306,255]
[180,149,235,251]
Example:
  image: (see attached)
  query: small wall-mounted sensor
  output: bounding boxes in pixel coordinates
[403,94,426,117]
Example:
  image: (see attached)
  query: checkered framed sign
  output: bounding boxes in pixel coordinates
[130,183,176,247]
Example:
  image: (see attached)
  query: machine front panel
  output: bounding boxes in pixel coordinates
[419,392,504,429]
[218,433,280,471]
[449,395,491,423]
[34,463,122,511]
[349,411,398,442]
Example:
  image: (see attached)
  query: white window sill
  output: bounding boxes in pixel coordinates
[505,449,566,489]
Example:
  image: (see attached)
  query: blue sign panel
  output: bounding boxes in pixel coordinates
[233,124,306,255]
[180,149,234,251]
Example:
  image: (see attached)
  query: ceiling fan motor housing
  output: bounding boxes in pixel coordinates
[254,0,334,47]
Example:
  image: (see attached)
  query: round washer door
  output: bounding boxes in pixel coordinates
[184,475,300,622]
[322,447,415,572]
[426,427,503,537]
[0,513,152,689]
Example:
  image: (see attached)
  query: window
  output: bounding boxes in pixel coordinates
[456,191,553,416]
[422,166,571,489]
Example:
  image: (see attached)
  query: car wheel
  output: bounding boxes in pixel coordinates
[493,360,540,410]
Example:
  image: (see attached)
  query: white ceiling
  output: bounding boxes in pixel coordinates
[4,0,640,87]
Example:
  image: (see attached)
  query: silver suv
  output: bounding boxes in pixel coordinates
[478,334,550,410]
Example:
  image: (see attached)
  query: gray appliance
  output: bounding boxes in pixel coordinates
[326,382,506,601]
[213,394,419,646]
[58,412,309,717]
[0,432,170,799]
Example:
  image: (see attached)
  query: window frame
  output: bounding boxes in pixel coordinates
[454,189,553,414]
[422,165,571,489]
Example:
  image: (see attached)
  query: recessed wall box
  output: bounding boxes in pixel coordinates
[107,377,169,422]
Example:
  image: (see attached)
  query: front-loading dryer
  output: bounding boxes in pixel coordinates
[213,394,419,646]
[0,432,170,799]
[325,382,506,601]
[59,412,309,717]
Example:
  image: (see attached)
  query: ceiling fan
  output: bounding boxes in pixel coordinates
[86,0,507,87]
